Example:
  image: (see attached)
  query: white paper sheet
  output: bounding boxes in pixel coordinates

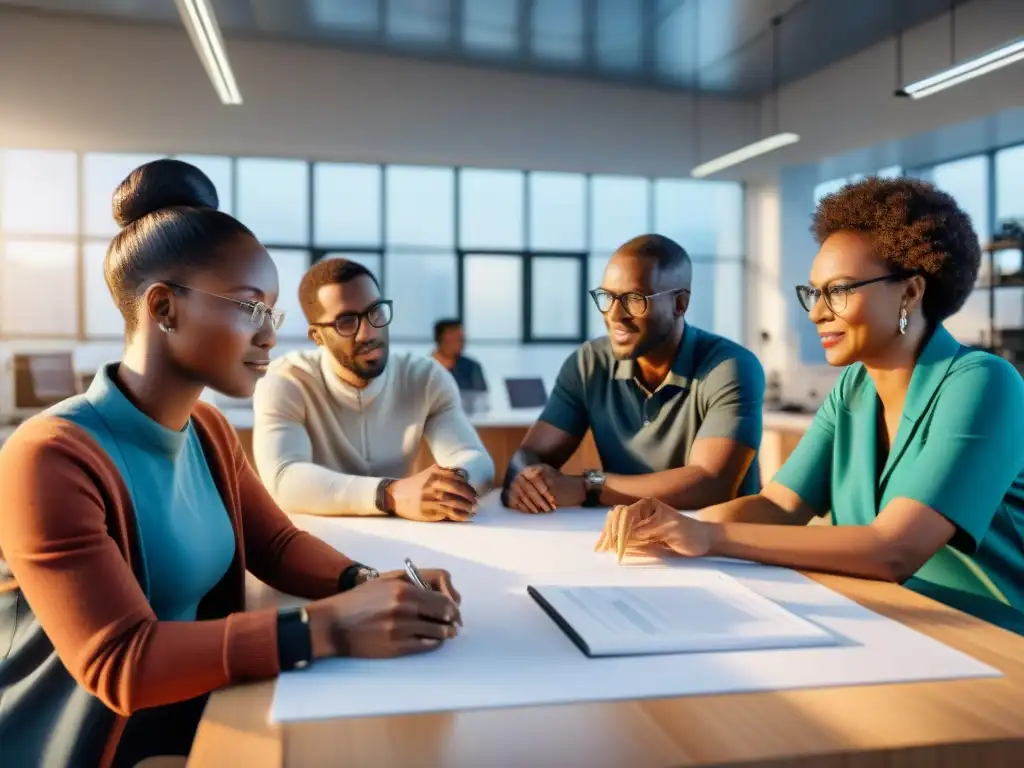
[270,492,1000,723]
[530,570,837,656]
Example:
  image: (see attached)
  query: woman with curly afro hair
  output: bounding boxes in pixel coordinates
[596,176,1024,635]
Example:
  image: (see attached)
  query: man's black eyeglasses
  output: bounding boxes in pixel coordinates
[310,300,394,337]
[589,288,689,318]
[795,273,917,314]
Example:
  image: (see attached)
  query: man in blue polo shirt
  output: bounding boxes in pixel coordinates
[503,234,765,512]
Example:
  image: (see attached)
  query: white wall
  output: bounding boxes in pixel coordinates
[737,0,1024,185]
[0,9,757,177]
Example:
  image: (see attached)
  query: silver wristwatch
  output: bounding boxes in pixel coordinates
[582,469,606,507]
[356,566,380,586]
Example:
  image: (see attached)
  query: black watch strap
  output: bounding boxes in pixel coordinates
[276,606,312,671]
[375,478,397,515]
[338,563,365,592]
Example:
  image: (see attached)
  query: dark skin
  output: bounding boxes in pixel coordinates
[118,235,462,658]
[602,231,957,584]
[505,250,755,513]
[433,325,465,370]
[307,275,479,523]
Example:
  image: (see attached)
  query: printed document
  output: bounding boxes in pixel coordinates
[529,571,837,656]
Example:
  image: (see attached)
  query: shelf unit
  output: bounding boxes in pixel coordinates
[984,240,1024,367]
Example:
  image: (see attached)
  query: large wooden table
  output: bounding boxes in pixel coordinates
[190,535,1024,767]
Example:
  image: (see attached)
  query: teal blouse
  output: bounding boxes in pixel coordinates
[46,363,236,621]
[775,326,1024,634]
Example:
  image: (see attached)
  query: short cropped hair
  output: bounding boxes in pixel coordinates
[434,318,462,344]
[812,176,981,324]
[298,258,379,323]
[616,234,692,284]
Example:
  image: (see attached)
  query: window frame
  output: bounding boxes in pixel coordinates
[0,152,754,347]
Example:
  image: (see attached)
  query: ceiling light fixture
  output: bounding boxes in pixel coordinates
[690,16,798,178]
[174,0,243,105]
[896,37,1024,99]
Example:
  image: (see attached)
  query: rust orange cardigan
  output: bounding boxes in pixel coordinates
[0,402,352,764]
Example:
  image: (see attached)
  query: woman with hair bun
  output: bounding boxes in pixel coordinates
[597,176,1024,636]
[0,159,461,767]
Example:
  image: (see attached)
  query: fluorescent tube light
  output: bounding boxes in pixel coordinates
[897,37,1024,99]
[690,132,800,178]
[174,0,243,105]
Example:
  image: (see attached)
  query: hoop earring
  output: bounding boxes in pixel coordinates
[898,307,908,336]
[159,323,175,334]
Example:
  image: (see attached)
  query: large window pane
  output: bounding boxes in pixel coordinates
[590,175,649,251]
[531,0,584,63]
[309,0,378,33]
[876,165,902,178]
[1,240,77,335]
[385,166,454,248]
[237,158,309,246]
[587,253,609,338]
[85,152,163,237]
[319,252,384,288]
[531,257,581,338]
[996,144,1024,224]
[689,259,745,343]
[2,149,78,235]
[919,155,990,246]
[813,177,848,206]
[464,255,522,341]
[384,252,457,338]
[174,155,234,215]
[459,169,524,249]
[654,179,743,257]
[84,241,123,337]
[387,0,450,45]
[529,172,586,250]
[596,0,642,73]
[314,164,382,247]
[268,249,310,338]
[463,0,518,55]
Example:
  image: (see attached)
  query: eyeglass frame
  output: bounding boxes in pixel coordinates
[164,282,286,330]
[309,299,395,338]
[794,272,920,314]
[588,287,690,318]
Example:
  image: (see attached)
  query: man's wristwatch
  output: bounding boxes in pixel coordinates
[375,478,397,515]
[276,606,312,671]
[338,563,380,592]
[582,469,606,507]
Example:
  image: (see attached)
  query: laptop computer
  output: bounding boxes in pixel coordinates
[504,377,548,408]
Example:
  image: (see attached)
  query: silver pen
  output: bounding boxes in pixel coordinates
[404,557,431,590]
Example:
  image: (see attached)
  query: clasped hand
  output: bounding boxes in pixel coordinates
[506,464,585,513]
[594,498,713,562]
[392,465,478,522]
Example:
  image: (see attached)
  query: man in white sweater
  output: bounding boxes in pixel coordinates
[253,258,494,519]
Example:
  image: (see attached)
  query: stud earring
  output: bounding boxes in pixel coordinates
[898,307,908,336]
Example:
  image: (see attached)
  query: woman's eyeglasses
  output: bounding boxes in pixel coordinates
[310,300,394,337]
[795,273,916,314]
[589,288,689,318]
[166,283,286,330]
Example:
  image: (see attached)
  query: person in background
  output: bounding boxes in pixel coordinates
[599,177,1024,636]
[252,259,494,521]
[433,318,488,394]
[0,161,461,768]
[503,234,765,513]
